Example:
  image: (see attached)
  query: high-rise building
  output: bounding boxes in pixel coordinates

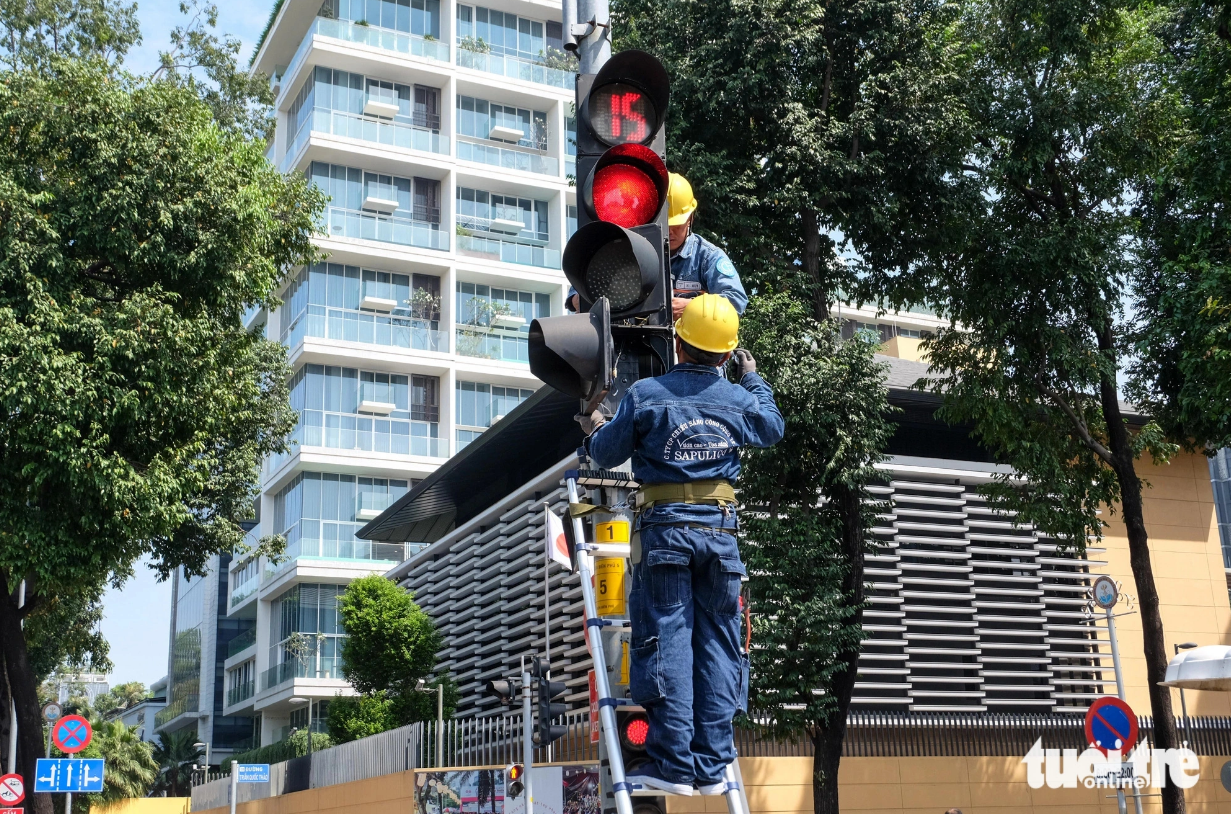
[156,0,581,752]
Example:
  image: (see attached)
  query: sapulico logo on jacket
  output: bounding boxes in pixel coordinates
[663,418,736,461]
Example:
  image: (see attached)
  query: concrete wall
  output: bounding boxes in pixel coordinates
[92,799,191,814]
[191,769,417,814]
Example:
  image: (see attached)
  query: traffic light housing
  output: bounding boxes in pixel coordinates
[531,657,569,746]
[486,679,515,706]
[528,297,612,413]
[505,763,525,798]
[616,709,650,771]
[530,49,673,413]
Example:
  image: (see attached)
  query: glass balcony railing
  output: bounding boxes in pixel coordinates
[455,326,530,363]
[286,18,449,84]
[290,411,447,458]
[287,108,447,166]
[281,304,446,353]
[226,681,255,707]
[321,206,447,250]
[456,137,559,176]
[154,694,199,728]
[226,628,257,659]
[261,531,417,582]
[455,47,574,89]
[260,656,346,691]
[457,234,559,269]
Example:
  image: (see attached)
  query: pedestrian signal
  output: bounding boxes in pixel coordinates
[505,763,524,798]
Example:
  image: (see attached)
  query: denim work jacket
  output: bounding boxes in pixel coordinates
[670,233,748,315]
[586,363,784,487]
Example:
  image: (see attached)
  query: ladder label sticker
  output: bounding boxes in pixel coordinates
[595,520,630,543]
[620,640,630,685]
[595,557,627,616]
[588,671,599,744]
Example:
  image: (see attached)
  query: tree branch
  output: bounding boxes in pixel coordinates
[1034,376,1116,464]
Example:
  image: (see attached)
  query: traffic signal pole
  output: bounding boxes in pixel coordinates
[573,0,610,74]
[521,660,534,814]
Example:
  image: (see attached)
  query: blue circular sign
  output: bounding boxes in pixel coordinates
[1085,696,1138,754]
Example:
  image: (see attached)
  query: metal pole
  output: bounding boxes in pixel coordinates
[543,510,554,764]
[436,685,443,765]
[522,660,534,814]
[561,0,578,52]
[65,752,76,814]
[575,0,610,74]
[1105,608,1143,814]
[307,701,313,759]
[7,580,24,774]
[229,760,238,814]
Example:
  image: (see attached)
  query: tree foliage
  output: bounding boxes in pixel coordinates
[150,731,202,798]
[0,0,140,71]
[75,719,157,810]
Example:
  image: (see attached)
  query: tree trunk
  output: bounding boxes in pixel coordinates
[802,208,829,322]
[1096,328,1184,814]
[812,483,865,814]
[0,577,51,814]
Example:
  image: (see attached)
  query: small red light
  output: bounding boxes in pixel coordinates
[508,764,523,780]
[593,164,659,227]
[623,717,649,747]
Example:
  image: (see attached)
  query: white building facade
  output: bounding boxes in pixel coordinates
[183,0,580,751]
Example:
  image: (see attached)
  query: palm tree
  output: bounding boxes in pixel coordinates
[151,730,202,797]
[92,721,158,803]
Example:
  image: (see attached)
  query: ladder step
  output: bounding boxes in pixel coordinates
[580,542,632,557]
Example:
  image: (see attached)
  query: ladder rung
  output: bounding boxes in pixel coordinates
[581,543,631,557]
[568,469,639,487]
[586,617,630,629]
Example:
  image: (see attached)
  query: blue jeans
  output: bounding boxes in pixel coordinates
[628,504,747,785]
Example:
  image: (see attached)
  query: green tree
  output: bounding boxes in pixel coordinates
[0,57,321,814]
[1132,0,1231,451]
[0,0,141,72]
[328,576,455,742]
[77,719,158,809]
[93,681,147,718]
[150,731,202,798]
[738,296,895,814]
[869,1,1188,811]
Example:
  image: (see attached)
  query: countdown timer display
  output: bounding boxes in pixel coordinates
[589,83,657,146]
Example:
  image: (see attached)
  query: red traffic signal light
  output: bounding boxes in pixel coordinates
[586,144,668,228]
[620,713,649,751]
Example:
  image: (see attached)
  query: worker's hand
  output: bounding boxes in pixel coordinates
[671,296,689,321]
[568,292,581,313]
[733,348,756,378]
[575,410,607,436]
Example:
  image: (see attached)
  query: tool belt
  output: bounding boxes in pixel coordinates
[634,480,736,511]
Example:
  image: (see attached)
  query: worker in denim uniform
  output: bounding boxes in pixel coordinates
[568,173,748,317]
[577,294,783,797]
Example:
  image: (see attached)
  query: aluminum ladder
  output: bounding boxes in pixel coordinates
[566,468,751,814]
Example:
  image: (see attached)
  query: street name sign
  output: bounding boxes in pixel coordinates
[236,765,270,783]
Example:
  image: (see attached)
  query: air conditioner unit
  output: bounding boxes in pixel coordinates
[356,507,384,521]
[363,98,400,118]
[357,400,396,415]
[489,124,525,142]
[360,294,398,312]
[491,314,527,329]
[362,194,400,213]
[489,218,525,234]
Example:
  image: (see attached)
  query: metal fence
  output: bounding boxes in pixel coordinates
[192,711,1231,810]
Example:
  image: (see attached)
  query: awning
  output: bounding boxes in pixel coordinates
[1161,645,1231,691]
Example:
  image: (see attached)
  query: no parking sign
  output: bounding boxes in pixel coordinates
[1085,696,1139,755]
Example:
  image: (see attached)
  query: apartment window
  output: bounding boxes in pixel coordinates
[279,263,442,352]
[567,205,578,239]
[272,472,410,562]
[227,661,254,693]
[455,282,549,363]
[268,583,347,681]
[456,188,549,241]
[457,96,548,150]
[456,5,545,61]
[230,557,259,593]
[308,162,440,223]
[321,0,440,38]
[456,381,535,448]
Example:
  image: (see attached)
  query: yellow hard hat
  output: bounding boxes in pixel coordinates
[675,293,739,354]
[668,173,698,226]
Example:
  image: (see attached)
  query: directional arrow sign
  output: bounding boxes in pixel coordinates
[0,774,24,805]
[52,716,92,755]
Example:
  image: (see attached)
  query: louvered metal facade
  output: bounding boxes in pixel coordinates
[390,455,1113,718]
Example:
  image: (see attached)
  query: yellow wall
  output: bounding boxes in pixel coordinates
[1098,451,1231,717]
[192,770,416,814]
[879,336,926,362]
[92,799,190,814]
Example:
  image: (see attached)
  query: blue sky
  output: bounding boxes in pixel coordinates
[99,0,273,691]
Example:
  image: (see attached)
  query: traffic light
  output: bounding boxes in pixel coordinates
[568,50,671,322]
[527,297,612,413]
[505,763,525,798]
[486,679,515,706]
[529,49,674,412]
[531,657,569,746]
[616,709,651,772]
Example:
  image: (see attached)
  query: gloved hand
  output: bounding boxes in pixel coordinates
[575,410,607,436]
[733,348,757,378]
